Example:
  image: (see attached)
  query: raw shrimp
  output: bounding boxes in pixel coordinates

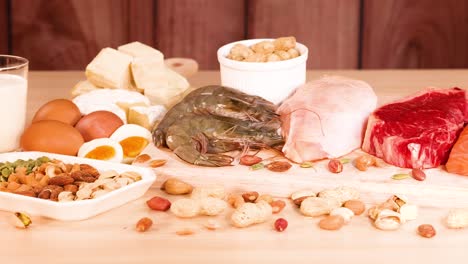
[153,85,281,147]
[165,116,283,166]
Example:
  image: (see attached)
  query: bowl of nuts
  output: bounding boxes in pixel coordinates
[217,37,308,104]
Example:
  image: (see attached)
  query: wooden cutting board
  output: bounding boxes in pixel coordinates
[137,144,468,208]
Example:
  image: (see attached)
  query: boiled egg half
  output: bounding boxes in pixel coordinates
[110,124,152,163]
[78,138,124,163]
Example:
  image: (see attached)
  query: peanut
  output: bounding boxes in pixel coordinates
[411,168,426,181]
[274,218,288,232]
[199,197,227,216]
[266,161,292,172]
[239,155,262,166]
[418,224,436,238]
[446,209,468,229]
[227,194,245,209]
[328,159,343,173]
[146,196,171,211]
[319,215,344,231]
[290,189,316,201]
[242,191,259,203]
[170,198,200,218]
[270,200,286,214]
[231,201,272,228]
[256,194,273,204]
[355,155,376,171]
[318,186,360,205]
[343,200,366,215]
[190,185,225,200]
[300,197,341,217]
[136,217,153,232]
[162,178,193,195]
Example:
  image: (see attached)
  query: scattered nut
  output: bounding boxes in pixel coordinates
[330,207,354,224]
[293,196,309,207]
[328,159,343,173]
[242,191,259,203]
[133,154,151,163]
[227,193,245,209]
[199,197,227,216]
[266,161,292,172]
[176,228,195,236]
[256,194,273,204]
[446,209,468,229]
[274,218,288,232]
[343,200,366,215]
[149,159,167,168]
[270,200,286,214]
[318,186,360,205]
[231,200,272,228]
[204,220,221,231]
[170,198,201,218]
[319,215,345,231]
[418,224,436,238]
[290,189,316,201]
[411,168,426,181]
[191,185,225,200]
[240,155,262,166]
[398,204,418,221]
[10,212,32,229]
[355,155,376,171]
[135,217,153,232]
[146,196,171,211]
[374,209,403,231]
[300,197,341,217]
[162,178,193,195]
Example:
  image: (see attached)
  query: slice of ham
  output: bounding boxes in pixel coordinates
[277,76,377,163]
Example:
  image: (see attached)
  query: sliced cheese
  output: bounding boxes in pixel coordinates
[85,48,133,89]
[71,80,100,98]
[128,105,166,130]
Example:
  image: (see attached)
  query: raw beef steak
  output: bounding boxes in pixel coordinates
[278,76,377,163]
[362,88,467,169]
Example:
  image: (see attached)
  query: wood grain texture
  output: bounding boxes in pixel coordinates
[11,0,154,70]
[155,0,246,70]
[362,0,468,69]
[0,0,8,54]
[248,0,361,69]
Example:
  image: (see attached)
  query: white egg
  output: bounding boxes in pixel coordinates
[110,124,152,163]
[77,138,124,163]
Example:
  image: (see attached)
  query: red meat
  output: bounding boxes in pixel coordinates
[362,88,467,169]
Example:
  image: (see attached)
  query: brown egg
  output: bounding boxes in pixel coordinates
[75,111,124,142]
[21,120,84,156]
[32,99,82,126]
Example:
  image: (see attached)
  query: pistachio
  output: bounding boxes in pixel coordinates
[330,207,354,224]
[11,212,32,229]
[374,209,403,231]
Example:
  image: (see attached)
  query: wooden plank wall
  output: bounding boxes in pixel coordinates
[0,0,8,54]
[1,0,468,70]
[362,0,468,68]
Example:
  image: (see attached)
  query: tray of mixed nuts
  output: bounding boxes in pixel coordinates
[0,151,156,221]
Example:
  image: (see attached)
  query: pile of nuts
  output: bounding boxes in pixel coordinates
[0,156,141,202]
[226,36,300,63]
[292,186,365,230]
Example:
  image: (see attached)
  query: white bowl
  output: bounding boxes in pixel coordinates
[0,151,156,221]
[217,39,308,104]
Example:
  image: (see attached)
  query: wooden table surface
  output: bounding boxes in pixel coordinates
[2,70,468,264]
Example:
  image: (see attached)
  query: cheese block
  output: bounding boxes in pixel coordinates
[71,80,99,97]
[85,48,133,89]
[128,105,166,130]
[118,42,165,93]
[118,41,164,59]
[143,68,190,106]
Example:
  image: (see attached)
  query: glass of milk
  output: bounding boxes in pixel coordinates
[0,55,28,152]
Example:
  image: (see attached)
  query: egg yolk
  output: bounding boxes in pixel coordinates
[120,137,149,158]
[85,146,116,160]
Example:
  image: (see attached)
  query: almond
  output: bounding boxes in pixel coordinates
[134,154,151,163]
[48,175,74,186]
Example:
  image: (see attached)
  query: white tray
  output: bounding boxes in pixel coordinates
[0,151,156,221]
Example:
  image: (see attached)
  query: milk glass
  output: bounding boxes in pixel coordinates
[0,55,28,152]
